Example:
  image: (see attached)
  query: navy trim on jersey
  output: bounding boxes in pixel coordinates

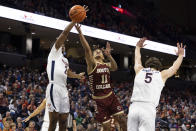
[51,60,55,81]
[50,84,56,109]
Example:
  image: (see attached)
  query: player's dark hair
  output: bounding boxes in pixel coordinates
[145,57,162,71]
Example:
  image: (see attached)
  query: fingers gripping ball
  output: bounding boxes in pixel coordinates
[69,5,86,23]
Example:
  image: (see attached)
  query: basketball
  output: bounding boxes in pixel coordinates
[69,5,86,23]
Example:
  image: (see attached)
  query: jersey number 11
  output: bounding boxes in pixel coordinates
[101,75,108,84]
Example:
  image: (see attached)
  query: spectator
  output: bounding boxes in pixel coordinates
[0,92,8,115]
[27,100,36,113]
[0,114,3,131]
[9,99,18,117]
[2,112,11,125]
[16,122,24,131]
[3,121,10,131]
[25,121,36,131]
[10,123,16,130]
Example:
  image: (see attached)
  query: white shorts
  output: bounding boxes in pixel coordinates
[127,102,156,131]
[46,83,70,113]
[41,121,59,131]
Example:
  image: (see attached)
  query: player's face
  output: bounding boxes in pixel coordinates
[93,49,104,60]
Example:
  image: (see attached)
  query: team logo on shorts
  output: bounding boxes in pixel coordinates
[117,106,122,111]
[47,103,51,108]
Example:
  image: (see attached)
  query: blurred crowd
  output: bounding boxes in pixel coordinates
[0,43,18,53]
[0,0,188,45]
[0,65,195,131]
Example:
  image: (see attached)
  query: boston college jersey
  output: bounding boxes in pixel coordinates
[89,63,112,97]
[131,68,165,107]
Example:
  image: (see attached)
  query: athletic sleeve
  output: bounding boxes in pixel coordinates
[48,43,62,59]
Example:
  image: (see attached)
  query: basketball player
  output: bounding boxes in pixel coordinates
[23,99,77,131]
[46,21,85,131]
[75,24,127,131]
[127,38,186,131]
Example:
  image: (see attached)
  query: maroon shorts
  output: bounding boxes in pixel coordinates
[94,92,123,123]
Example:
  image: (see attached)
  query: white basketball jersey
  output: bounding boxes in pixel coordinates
[131,68,165,107]
[47,44,69,87]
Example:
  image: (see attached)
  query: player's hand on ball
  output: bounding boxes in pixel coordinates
[75,23,82,34]
[136,37,147,48]
[78,72,85,80]
[103,42,113,56]
[83,5,89,13]
[176,42,186,56]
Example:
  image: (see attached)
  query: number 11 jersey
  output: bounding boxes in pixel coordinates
[131,68,165,107]
[88,62,112,97]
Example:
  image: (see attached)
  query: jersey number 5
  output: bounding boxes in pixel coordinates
[101,75,108,84]
[145,73,152,83]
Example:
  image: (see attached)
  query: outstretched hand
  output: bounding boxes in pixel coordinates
[175,43,186,56]
[136,37,147,48]
[78,72,85,80]
[22,117,30,123]
[83,5,89,13]
[102,42,113,57]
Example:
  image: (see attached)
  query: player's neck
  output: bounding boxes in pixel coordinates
[95,58,103,64]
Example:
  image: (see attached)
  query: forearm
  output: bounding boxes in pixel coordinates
[79,33,91,53]
[55,21,76,49]
[68,70,80,79]
[28,99,46,119]
[170,55,183,73]
[107,55,118,71]
[135,46,142,66]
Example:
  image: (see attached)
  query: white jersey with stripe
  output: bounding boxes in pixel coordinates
[46,44,69,88]
[131,68,165,107]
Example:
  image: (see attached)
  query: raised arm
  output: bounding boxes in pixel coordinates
[75,24,94,66]
[161,43,186,83]
[103,42,118,71]
[55,21,76,50]
[23,99,46,122]
[134,38,147,74]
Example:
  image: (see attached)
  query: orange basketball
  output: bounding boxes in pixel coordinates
[69,5,86,23]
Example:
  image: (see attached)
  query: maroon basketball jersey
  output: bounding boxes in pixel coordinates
[89,62,112,97]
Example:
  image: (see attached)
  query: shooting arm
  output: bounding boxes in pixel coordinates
[55,22,76,50]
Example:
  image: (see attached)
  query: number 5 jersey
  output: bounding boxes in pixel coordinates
[131,68,165,107]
